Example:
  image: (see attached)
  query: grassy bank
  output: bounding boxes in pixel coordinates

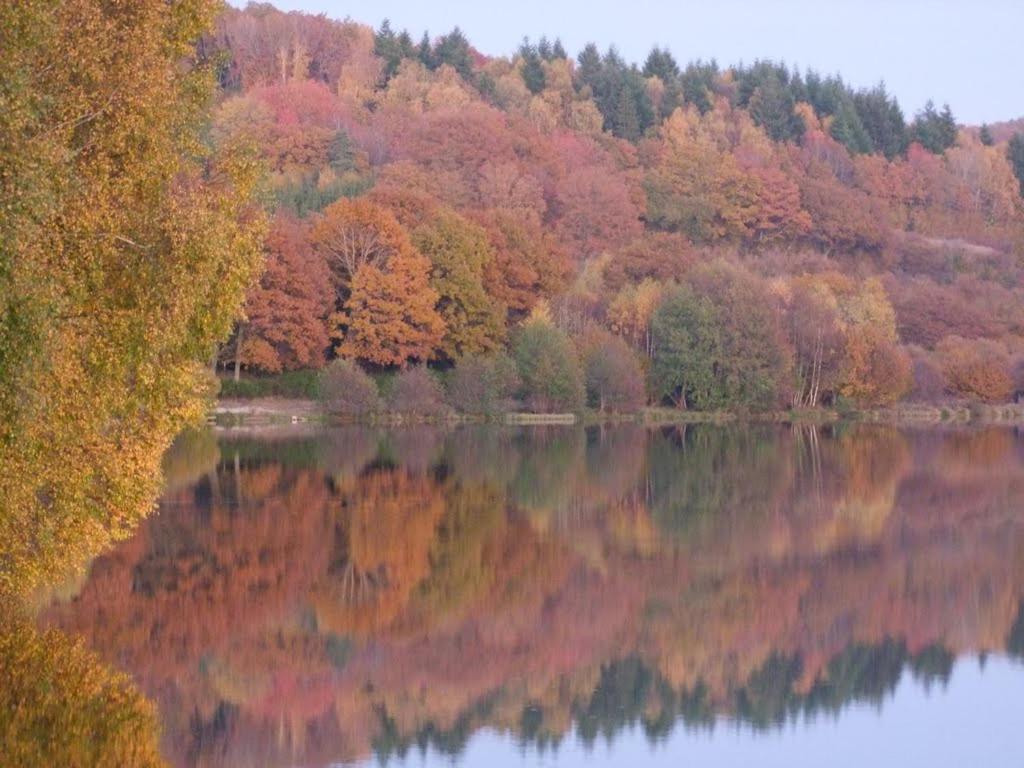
[218,371,320,400]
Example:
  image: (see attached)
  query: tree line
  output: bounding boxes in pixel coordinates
[207,3,1024,412]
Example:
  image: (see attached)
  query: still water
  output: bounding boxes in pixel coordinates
[37,423,1024,766]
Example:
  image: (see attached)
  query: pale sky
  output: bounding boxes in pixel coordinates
[242,0,1023,125]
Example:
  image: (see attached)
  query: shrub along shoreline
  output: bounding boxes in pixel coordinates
[215,304,1023,427]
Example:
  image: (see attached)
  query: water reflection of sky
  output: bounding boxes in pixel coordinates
[373,658,1021,768]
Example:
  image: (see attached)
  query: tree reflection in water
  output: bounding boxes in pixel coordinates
[30,423,1024,767]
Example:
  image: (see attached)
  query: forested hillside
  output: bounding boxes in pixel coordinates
[208,3,1024,411]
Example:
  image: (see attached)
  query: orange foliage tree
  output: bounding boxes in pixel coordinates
[313,199,444,367]
[237,214,333,373]
[936,336,1013,403]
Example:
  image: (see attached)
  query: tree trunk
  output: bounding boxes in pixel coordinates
[234,324,245,383]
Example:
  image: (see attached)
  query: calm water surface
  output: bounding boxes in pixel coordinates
[37,423,1024,766]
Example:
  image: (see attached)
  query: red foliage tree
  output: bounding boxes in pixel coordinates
[237,214,333,374]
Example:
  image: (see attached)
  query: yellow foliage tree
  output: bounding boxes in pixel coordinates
[0,0,265,596]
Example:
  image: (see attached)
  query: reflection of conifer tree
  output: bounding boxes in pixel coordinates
[1007,601,1024,658]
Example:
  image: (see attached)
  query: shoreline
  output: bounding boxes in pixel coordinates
[211,397,1024,428]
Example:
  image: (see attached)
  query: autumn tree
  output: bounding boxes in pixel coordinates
[478,209,570,320]
[387,366,450,417]
[313,199,445,367]
[413,211,506,360]
[0,0,265,595]
[318,359,381,417]
[936,336,1013,403]
[234,214,333,376]
[886,276,998,348]
[644,108,747,243]
[0,611,162,768]
[794,165,890,254]
[554,163,643,261]
[607,279,665,357]
[335,249,445,367]
[840,330,913,407]
[905,345,946,403]
[602,232,694,291]
[786,277,846,407]
[313,198,411,287]
[790,274,911,406]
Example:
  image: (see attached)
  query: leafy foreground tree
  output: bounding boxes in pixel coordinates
[1,2,265,762]
[1,1,265,764]
[0,0,265,594]
[0,603,162,768]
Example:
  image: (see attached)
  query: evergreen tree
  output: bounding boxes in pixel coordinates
[434,27,474,79]
[979,124,994,146]
[374,20,409,82]
[910,101,958,153]
[853,84,908,159]
[536,36,552,61]
[552,38,568,60]
[519,39,546,94]
[830,98,873,154]
[1008,133,1024,197]
[614,82,642,141]
[575,43,603,96]
[803,70,846,117]
[417,32,436,70]
[748,77,803,142]
[680,60,717,114]
[643,47,680,82]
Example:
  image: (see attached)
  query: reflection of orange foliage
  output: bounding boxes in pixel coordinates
[812,426,910,552]
[313,469,446,635]
[940,428,1016,471]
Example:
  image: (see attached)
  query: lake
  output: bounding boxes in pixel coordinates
[36,422,1024,767]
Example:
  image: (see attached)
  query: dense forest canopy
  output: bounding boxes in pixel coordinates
[205,3,1024,412]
